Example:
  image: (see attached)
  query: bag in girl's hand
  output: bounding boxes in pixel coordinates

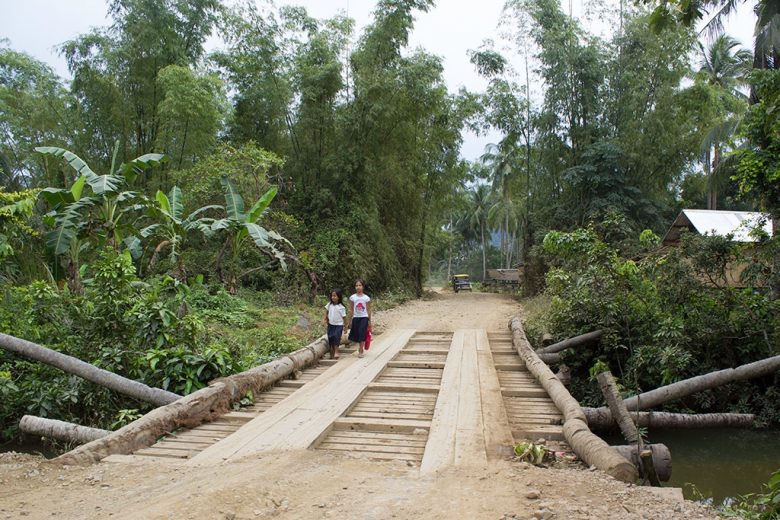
[364,326,372,350]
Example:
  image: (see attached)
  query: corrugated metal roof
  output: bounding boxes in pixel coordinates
[662,209,773,245]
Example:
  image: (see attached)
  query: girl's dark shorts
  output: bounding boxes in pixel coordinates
[327,325,343,346]
[348,317,369,342]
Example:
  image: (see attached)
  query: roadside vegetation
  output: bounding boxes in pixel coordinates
[1,2,778,512]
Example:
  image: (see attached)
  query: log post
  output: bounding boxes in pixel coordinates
[541,333,555,347]
[641,450,662,486]
[582,409,756,430]
[509,317,637,483]
[0,332,180,406]
[537,352,561,364]
[536,330,603,355]
[596,371,640,445]
[611,444,672,482]
[50,335,329,465]
[20,416,110,444]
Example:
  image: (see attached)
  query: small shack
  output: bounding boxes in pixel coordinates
[662,209,773,246]
[661,209,773,286]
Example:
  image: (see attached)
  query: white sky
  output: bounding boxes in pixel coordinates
[0,0,757,161]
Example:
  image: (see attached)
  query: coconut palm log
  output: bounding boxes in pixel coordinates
[52,336,328,465]
[0,332,180,406]
[20,415,110,444]
[509,317,637,483]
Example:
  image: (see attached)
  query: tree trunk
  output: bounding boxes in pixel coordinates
[0,333,180,407]
[611,444,671,482]
[509,317,637,483]
[51,336,328,465]
[583,409,756,430]
[481,225,487,281]
[592,354,780,413]
[596,371,640,445]
[538,352,561,364]
[536,330,603,354]
[19,415,109,445]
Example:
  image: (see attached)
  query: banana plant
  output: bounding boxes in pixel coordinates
[141,185,222,278]
[210,177,290,292]
[35,145,166,290]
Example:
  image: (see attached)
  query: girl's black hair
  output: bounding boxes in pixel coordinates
[329,288,343,305]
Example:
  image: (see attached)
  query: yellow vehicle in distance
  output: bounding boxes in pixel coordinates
[451,274,472,293]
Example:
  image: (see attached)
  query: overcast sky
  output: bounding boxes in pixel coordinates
[0,0,757,161]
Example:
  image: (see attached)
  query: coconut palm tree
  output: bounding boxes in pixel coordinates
[481,140,521,267]
[462,184,491,281]
[696,35,752,209]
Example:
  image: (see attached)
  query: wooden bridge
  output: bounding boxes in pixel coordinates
[102,329,567,470]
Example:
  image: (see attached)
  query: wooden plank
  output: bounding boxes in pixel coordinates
[326,432,428,443]
[476,329,514,460]
[420,330,463,473]
[347,411,433,421]
[317,443,424,455]
[494,364,526,371]
[366,383,440,393]
[331,417,430,433]
[323,438,427,448]
[454,329,488,468]
[191,425,240,433]
[188,329,417,464]
[318,448,421,461]
[351,404,434,413]
[135,448,192,459]
[501,388,549,398]
[276,380,305,388]
[154,440,213,449]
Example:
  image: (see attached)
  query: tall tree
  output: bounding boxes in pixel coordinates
[0,47,73,188]
[696,35,752,209]
[61,0,220,169]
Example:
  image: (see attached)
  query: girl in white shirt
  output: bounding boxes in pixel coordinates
[324,288,347,359]
[346,279,372,358]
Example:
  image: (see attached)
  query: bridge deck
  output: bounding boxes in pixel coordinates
[103,328,567,468]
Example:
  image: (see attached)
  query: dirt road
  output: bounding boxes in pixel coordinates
[0,291,722,519]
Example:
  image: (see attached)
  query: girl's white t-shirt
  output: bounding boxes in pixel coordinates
[326,303,347,325]
[349,294,371,318]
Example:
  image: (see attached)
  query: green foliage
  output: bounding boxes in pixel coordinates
[733,69,780,216]
[534,224,780,421]
[588,360,609,380]
[721,469,780,520]
[110,409,141,430]
[513,442,551,465]
[138,344,236,395]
